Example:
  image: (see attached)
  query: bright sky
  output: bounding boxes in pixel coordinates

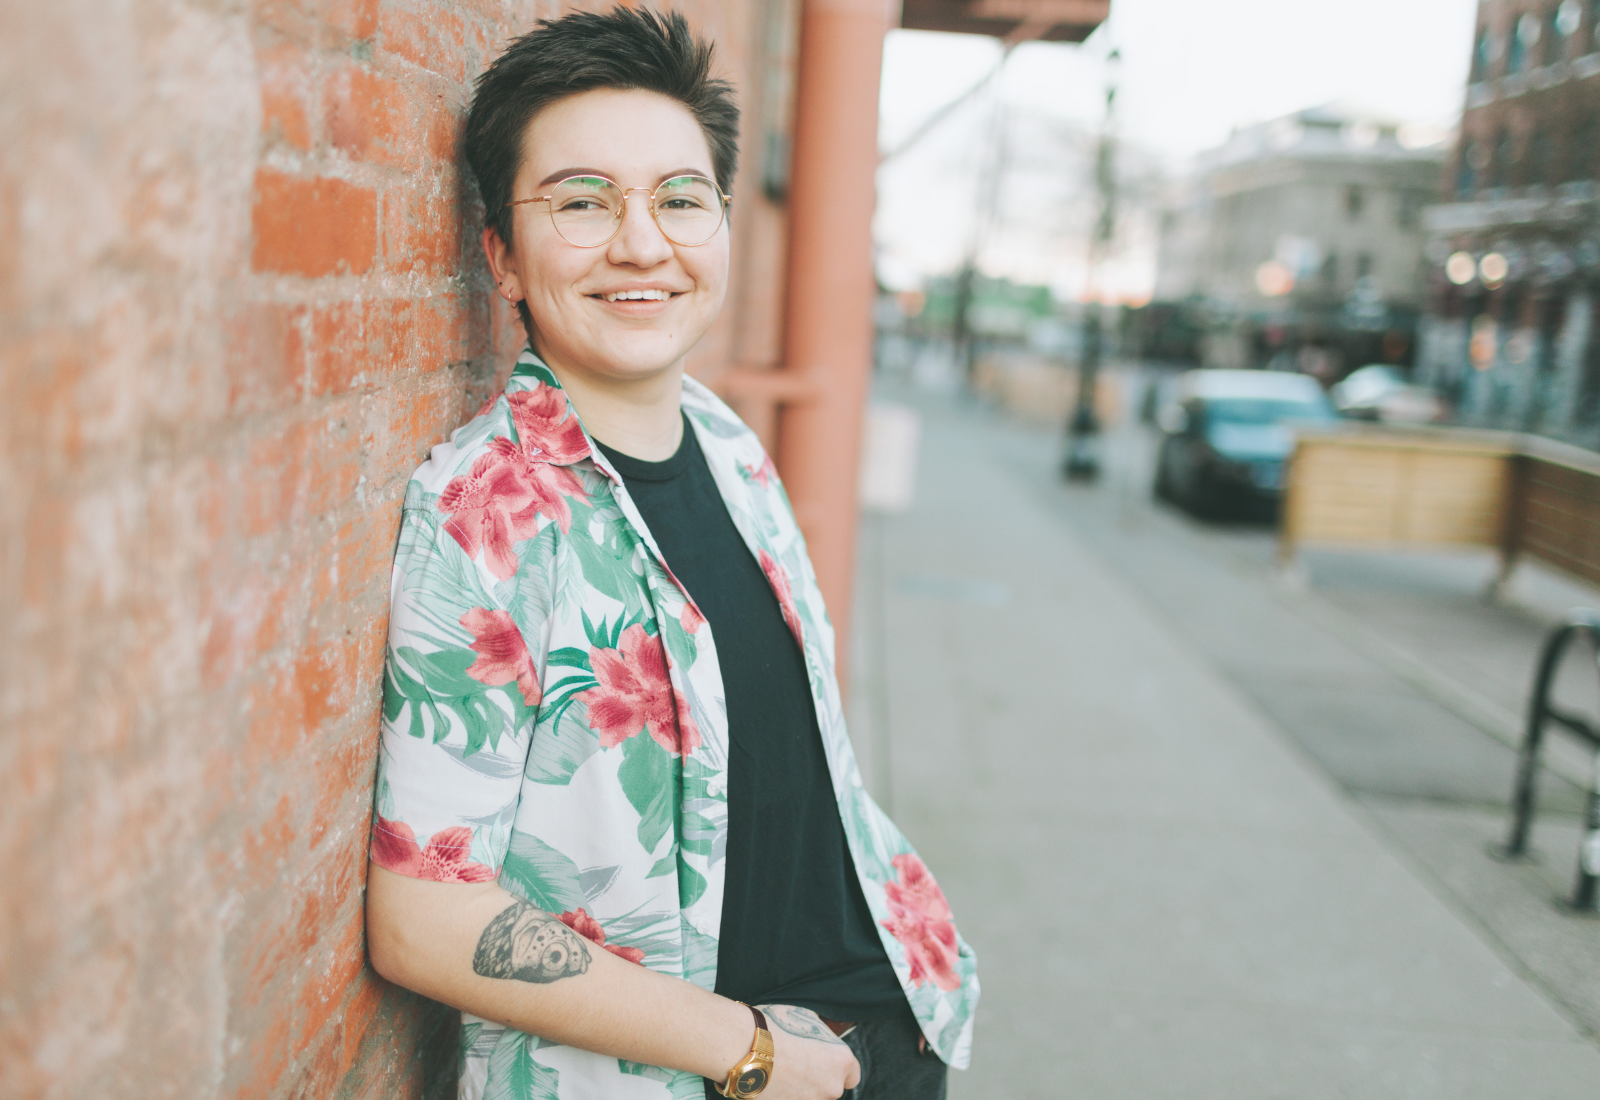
[875,0,1478,300]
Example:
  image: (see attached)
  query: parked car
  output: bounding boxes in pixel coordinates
[1330,364,1448,423]
[1153,370,1337,518]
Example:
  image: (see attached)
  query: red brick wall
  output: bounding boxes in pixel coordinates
[0,1,786,1097]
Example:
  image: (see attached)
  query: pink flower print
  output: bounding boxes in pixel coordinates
[370,816,498,883]
[507,385,590,464]
[744,454,777,488]
[679,601,706,635]
[578,625,701,755]
[880,853,961,992]
[438,438,585,581]
[758,550,803,647]
[460,608,541,707]
[559,907,647,965]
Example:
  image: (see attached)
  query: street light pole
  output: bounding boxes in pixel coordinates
[1063,48,1120,481]
[954,52,1013,385]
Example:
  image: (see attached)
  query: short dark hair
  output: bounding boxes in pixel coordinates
[464,6,740,254]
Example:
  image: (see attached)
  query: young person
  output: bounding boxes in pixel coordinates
[363,10,979,1099]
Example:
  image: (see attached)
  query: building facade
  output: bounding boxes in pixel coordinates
[1154,104,1443,376]
[1415,0,1600,446]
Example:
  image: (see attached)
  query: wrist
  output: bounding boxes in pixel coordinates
[712,1003,775,1097]
[696,996,761,1082]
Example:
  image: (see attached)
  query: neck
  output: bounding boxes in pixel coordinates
[538,346,686,462]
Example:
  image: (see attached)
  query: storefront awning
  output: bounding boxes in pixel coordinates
[899,0,1110,43]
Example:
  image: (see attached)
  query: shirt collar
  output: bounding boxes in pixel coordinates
[502,347,597,471]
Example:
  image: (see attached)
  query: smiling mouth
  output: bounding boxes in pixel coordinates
[598,289,676,302]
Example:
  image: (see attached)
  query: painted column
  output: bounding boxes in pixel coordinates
[776,0,895,682]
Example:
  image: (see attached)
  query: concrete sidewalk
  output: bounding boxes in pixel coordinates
[849,393,1600,1098]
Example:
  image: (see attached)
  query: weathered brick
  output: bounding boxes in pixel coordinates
[384,180,461,275]
[259,43,316,150]
[293,910,366,1058]
[309,515,396,632]
[255,0,380,49]
[336,971,389,1070]
[382,6,468,81]
[226,301,309,415]
[5,2,778,1098]
[327,62,458,171]
[252,169,378,277]
[306,711,383,850]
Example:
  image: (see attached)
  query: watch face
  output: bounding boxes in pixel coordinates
[737,1067,768,1094]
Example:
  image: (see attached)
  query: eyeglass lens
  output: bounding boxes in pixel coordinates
[548,176,724,247]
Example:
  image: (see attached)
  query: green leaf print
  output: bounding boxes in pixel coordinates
[500,833,585,914]
[545,646,593,670]
[568,507,645,610]
[676,857,707,909]
[617,733,676,856]
[659,605,698,672]
[503,522,558,634]
[515,359,562,390]
[525,699,600,785]
[677,808,717,858]
[395,512,494,620]
[679,915,718,989]
[543,672,599,700]
[383,646,530,755]
[458,1020,488,1074]
[618,1061,705,1099]
[679,753,721,802]
[486,1030,559,1100]
[937,1013,968,1059]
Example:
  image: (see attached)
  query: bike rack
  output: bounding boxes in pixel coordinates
[1498,610,1600,913]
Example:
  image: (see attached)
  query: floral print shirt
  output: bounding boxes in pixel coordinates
[370,350,979,1099]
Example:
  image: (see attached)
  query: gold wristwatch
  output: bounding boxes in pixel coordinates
[715,1003,775,1098]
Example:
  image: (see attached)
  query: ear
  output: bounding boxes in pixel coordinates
[483,226,523,304]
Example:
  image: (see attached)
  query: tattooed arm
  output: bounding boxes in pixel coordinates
[758,1005,850,1046]
[366,867,860,1099]
[470,900,593,983]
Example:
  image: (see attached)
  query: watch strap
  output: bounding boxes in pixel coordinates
[716,1003,775,1097]
[747,1005,771,1049]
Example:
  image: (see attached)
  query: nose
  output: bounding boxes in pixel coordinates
[606,188,673,268]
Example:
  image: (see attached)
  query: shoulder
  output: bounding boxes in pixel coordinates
[404,393,518,499]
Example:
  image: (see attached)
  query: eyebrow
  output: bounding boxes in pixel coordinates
[536,167,714,187]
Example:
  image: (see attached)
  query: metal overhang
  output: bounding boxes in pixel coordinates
[898,0,1110,43]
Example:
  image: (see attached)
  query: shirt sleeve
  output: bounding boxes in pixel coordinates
[369,505,540,883]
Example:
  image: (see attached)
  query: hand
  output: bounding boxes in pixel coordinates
[752,1004,860,1100]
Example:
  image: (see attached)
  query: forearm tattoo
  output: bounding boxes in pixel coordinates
[473,900,591,983]
[757,1004,847,1046]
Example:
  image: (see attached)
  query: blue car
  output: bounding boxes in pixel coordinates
[1153,370,1337,518]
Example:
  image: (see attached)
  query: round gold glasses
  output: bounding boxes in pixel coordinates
[506,174,731,248]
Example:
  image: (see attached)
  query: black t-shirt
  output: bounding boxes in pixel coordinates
[595,416,903,1022]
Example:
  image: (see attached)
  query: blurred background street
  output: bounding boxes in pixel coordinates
[848,363,1600,1097]
[853,3,1600,1088]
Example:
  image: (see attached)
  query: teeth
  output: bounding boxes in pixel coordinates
[603,289,671,302]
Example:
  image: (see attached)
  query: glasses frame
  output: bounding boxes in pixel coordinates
[506,173,732,249]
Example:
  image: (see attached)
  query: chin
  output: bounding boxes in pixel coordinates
[590,332,701,378]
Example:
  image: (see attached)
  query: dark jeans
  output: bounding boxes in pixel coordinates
[702,1008,948,1100]
[840,1009,948,1100]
